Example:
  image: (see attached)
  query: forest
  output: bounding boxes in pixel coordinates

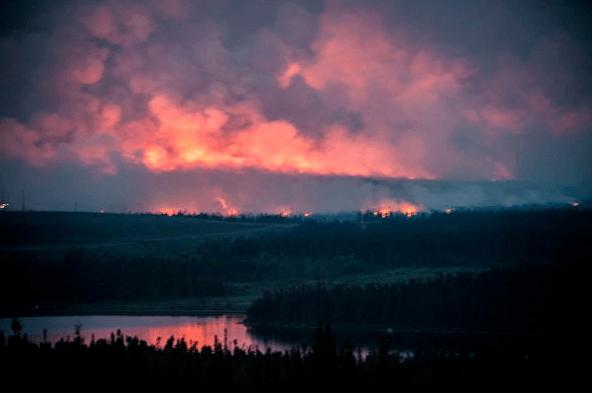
[247,260,584,334]
[1,209,589,314]
[0,209,588,388]
[173,209,591,269]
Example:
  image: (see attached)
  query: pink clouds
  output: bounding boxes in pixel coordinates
[0,0,589,186]
[116,94,421,177]
[460,33,592,136]
[282,6,471,106]
[464,94,592,135]
[68,46,110,85]
[80,2,155,47]
[278,5,472,177]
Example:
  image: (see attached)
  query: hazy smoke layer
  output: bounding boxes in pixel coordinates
[1,161,587,214]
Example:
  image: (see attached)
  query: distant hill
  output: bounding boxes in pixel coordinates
[0,211,284,248]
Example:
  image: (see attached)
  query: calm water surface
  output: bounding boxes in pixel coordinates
[0,315,536,359]
[0,315,295,352]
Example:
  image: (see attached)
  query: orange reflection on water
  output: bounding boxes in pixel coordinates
[140,316,251,348]
[0,315,292,353]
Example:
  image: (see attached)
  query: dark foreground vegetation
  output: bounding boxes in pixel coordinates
[247,261,585,334]
[0,323,575,391]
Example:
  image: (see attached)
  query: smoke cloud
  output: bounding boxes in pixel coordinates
[1,0,591,212]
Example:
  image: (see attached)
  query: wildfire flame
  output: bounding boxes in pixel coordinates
[158,207,177,216]
[276,207,293,217]
[216,197,239,216]
[368,199,422,218]
[400,204,419,217]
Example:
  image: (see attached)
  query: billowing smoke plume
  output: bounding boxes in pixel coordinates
[1,0,591,212]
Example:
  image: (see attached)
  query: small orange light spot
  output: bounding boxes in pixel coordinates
[378,208,392,218]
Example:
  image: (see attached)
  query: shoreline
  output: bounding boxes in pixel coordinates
[244,319,561,338]
[0,311,560,340]
[0,307,247,319]
[1,307,562,338]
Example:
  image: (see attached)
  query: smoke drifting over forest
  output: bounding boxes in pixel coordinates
[1,162,587,214]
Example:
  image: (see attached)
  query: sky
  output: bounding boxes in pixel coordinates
[0,0,591,213]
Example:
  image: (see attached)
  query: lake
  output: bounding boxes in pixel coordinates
[0,315,296,352]
[1,315,520,357]
[0,314,418,357]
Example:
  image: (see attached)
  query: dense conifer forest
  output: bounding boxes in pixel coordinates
[247,261,584,333]
[1,209,589,314]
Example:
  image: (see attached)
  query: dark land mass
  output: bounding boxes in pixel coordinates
[246,260,585,335]
[0,208,588,389]
[1,208,589,318]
